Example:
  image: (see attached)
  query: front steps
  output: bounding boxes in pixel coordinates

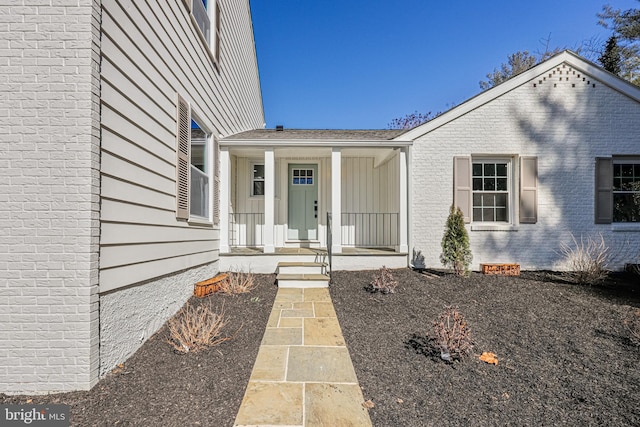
[276,261,330,288]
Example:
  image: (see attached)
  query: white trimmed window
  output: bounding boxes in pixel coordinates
[251,163,265,196]
[472,160,510,222]
[190,116,210,219]
[595,157,640,224]
[184,0,221,63]
[454,156,537,225]
[176,94,216,223]
[613,159,640,222]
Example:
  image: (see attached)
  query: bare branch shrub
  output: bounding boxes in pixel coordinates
[219,268,256,295]
[429,306,473,362]
[366,266,398,294]
[560,233,611,285]
[167,301,230,353]
[623,309,640,346]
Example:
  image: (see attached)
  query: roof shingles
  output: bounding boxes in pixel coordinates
[224,129,406,141]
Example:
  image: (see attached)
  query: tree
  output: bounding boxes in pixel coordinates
[598,2,640,85]
[479,51,538,90]
[599,35,622,75]
[387,111,439,130]
[440,206,472,276]
[598,2,640,40]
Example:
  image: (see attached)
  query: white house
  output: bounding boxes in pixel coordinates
[217,129,411,274]
[1,0,263,394]
[2,1,639,397]
[403,51,640,271]
[217,51,640,276]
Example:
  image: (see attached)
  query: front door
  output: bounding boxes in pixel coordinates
[288,164,318,240]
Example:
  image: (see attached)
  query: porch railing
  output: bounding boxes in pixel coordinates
[229,213,264,247]
[341,213,399,248]
[326,212,332,283]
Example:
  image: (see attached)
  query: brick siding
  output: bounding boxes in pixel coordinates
[0,1,101,394]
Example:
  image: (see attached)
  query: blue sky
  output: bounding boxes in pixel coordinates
[250,0,638,129]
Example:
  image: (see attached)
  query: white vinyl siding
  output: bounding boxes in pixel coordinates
[99,0,263,293]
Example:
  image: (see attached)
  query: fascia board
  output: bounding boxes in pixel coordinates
[395,51,640,141]
[219,139,413,148]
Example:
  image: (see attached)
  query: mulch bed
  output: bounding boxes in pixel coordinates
[3,269,639,426]
[330,269,640,426]
[1,274,278,427]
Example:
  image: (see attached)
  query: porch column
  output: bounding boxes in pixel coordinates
[331,147,342,254]
[399,148,409,253]
[220,147,230,253]
[264,148,275,253]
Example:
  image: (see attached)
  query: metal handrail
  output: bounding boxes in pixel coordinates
[326,212,332,284]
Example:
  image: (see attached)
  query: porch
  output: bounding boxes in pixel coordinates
[218,129,412,274]
[219,246,408,274]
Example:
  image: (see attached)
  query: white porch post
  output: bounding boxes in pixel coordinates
[264,148,275,253]
[399,148,409,253]
[331,147,342,254]
[220,147,230,253]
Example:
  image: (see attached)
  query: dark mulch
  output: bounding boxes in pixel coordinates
[1,274,278,427]
[3,270,640,426]
[330,269,640,426]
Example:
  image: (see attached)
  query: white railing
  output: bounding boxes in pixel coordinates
[341,213,399,248]
[229,213,264,247]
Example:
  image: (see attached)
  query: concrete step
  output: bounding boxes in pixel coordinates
[277,261,327,275]
[276,273,330,288]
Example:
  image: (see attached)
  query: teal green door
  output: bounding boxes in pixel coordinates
[288,164,318,240]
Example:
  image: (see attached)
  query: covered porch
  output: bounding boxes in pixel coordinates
[218,129,411,272]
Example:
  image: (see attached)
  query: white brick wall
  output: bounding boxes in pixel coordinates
[99,262,219,376]
[411,63,640,271]
[0,1,101,394]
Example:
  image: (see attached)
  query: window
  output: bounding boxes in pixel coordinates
[472,160,509,222]
[613,160,640,222]
[186,0,221,63]
[292,168,314,185]
[190,117,209,218]
[596,157,640,224]
[176,94,216,223]
[454,156,537,225]
[251,163,264,196]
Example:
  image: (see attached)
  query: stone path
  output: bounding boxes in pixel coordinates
[234,288,372,427]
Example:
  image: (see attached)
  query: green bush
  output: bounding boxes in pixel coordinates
[440,205,472,276]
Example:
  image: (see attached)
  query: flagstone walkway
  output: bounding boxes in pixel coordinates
[234,287,372,427]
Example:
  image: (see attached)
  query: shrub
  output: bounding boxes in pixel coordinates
[559,233,611,285]
[366,266,398,294]
[440,206,472,276]
[167,301,230,353]
[429,305,473,362]
[219,268,256,295]
[623,309,640,346]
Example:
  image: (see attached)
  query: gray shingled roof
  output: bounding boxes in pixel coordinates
[225,129,406,141]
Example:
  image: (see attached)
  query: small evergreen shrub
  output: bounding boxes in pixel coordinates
[440,206,472,276]
[429,305,473,362]
[366,266,398,294]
